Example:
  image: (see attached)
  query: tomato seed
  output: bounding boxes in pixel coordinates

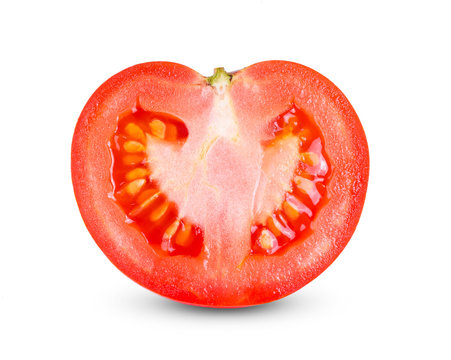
[123,140,145,153]
[283,200,300,222]
[129,189,160,217]
[124,179,146,196]
[163,219,180,241]
[149,201,169,222]
[294,176,321,205]
[122,154,145,166]
[149,119,166,139]
[125,167,150,181]
[174,222,193,247]
[258,229,277,251]
[124,122,146,143]
[266,216,282,237]
[300,152,320,166]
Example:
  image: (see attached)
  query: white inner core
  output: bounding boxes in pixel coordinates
[145,85,300,253]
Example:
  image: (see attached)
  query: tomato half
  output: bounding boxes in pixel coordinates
[72,61,369,307]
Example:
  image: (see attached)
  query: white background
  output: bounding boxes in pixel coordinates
[1,0,450,359]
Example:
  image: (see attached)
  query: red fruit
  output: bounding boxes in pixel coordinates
[72,61,369,307]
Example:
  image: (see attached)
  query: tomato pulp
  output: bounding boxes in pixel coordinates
[72,61,369,307]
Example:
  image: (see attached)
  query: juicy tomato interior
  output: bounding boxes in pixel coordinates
[251,105,331,255]
[109,102,203,256]
[109,100,331,257]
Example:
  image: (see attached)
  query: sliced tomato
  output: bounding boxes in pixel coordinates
[72,61,369,307]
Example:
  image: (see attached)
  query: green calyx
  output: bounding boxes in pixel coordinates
[207,67,232,87]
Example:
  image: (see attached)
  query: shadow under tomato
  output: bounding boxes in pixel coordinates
[115,286,325,318]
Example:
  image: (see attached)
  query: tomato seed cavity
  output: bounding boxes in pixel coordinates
[109,101,202,256]
[250,105,331,255]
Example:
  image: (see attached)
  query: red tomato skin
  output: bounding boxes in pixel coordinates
[72,61,369,307]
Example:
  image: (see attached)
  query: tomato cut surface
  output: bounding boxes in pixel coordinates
[72,61,369,307]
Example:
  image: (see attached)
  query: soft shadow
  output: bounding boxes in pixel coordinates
[116,287,324,318]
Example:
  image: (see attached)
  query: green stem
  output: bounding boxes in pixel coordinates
[207,67,232,86]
